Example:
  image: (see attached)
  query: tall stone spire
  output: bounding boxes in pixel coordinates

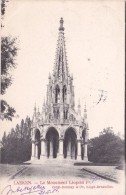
[53,18,69,81]
[31,18,89,162]
[45,18,75,123]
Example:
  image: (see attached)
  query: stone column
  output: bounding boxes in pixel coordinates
[35,143,38,159]
[49,139,53,158]
[31,141,35,160]
[58,139,64,159]
[77,140,81,160]
[60,105,64,124]
[84,144,88,162]
[45,140,47,157]
[67,138,71,159]
[84,131,89,162]
[71,143,75,159]
[40,139,47,160]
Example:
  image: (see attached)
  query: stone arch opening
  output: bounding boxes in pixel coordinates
[64,128,77,159]
[64,109,68,120]
[82,129,86,140]
[55,85,60,103]
[46,127,59,158]
[63,85,67,103]
[56,109,60,119]
[35,129,41,159]
[50,86,52,98]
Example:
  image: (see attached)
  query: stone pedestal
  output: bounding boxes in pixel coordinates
[31,156,35,161]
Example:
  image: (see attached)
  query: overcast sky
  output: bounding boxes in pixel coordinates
[1,0,125,139]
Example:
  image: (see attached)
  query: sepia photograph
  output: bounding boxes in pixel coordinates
[0,0,125,195]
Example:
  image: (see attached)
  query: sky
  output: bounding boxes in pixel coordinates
[0,0,125,139]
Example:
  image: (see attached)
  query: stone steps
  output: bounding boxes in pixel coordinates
[25,158,77,165]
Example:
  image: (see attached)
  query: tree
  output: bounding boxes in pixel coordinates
[1,0,10,29]
[1,116,32,164]
[1,36,18,94]
[88,127,124,164]
[2,131,7,146]
[1,0,19,121]
[1,0,5,19]
[1,100,16,121]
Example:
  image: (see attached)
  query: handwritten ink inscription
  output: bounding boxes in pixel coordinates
[1,185,59,195]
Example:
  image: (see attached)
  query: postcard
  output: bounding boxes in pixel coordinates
[0,0,125,195]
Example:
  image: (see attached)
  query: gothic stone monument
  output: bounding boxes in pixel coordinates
[31,18,89,161]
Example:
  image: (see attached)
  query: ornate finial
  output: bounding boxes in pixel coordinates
[59,17,64,31]
[43,98,45,106]
[84,102,87,119]
[33,103,37,118]
[78,99,81,115]
[34,103,36,112]
[78,99,81,108]
[87,123,89,130]
[84,102,87,112]
[48,72,51,80]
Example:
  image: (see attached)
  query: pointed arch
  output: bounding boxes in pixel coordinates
[63,85,67,103]
[46,127,59,158]
[64,109,68,119]
[64,127,77,159]
[57,109,60,119]
[55,84,60,103]
[50,86,52,98]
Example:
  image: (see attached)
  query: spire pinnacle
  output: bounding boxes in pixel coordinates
[84,102,87,119]
[84,102,87,110]
[34,103,36,112]
[59,17,64,31]
[48,72,51,80]
[78,99,81,115]
[53,18,68,80]
[78,98,81,107]
[43,98,45,106]
[38,107,40,113]
[33,103,37,118]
